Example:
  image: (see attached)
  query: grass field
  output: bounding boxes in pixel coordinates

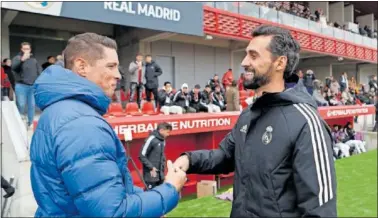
[168,149,377,217]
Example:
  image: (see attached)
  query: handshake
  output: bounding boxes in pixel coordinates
[164,155,190,193]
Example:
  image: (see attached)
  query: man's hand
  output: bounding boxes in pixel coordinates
[21,53,30,62]
[165,160,187,192]
[173,155,190,172]
[150,167,158,178]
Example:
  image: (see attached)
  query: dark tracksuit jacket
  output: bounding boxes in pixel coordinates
[184,83,337,217]
[11,53,41,85]
[173,90,191,108]
[138,130,166,184]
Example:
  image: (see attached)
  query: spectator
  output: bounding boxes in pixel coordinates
[128,53,145,108]
[373,94,378,131]
[173,83,196,113]
[339,72,348,92]
[369,75,377,93]
[211,85,227,111]
[145,55,162,107]
[285,72,299,89]
[303,69,315,95]
[344,122,355,141]
[341,89,354,105]
[325,76,333,88]
[1,66,11,100]
[330,77,340,94]
[208,74,222,92]
[331,125,340,143]
[225,80,240,111]
[11,42,41,128]
[30,33,185,217]
[348,76,357,91]
[201,84,221,113]
[55,55,64,68]
[158,81,183,115]
[2,58,15,91]
[41,56,56,71]
[222,68,234,90]
[312,80,328,106]
[190,84,208,112]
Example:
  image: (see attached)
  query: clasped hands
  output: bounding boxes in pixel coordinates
[162,155,190,193]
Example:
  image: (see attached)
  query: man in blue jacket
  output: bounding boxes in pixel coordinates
[30,33,186,217]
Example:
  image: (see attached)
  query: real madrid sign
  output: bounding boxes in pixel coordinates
[1,1,203,36]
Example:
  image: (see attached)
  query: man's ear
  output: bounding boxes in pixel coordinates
[73,58,88,77]
[275,56,287,73]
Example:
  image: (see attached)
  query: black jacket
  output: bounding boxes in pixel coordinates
[201,90,212,105]
[208,79,222,91]
[158,89,174,107]
[138,130,166,183]
[172,90,191,108]
[211,91,227,110]
[144,61,162,89]
[11,53,41,85]
[184,83,337,217]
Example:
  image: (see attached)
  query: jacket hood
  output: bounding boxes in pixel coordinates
[33,65,110,115]
[151,130,164,141]
[252,81,317,109]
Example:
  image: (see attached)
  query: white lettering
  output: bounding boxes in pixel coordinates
[326,108,369,117]
[137,2,180,21]
[104,2,113,10]
[104,1,136,14]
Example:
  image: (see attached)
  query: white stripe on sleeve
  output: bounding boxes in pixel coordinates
[141,135,155,156]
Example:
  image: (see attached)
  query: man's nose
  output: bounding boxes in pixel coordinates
[114,69,122,80]
[241,55,250,68]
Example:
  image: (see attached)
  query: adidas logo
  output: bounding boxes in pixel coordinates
[240,125,247,133]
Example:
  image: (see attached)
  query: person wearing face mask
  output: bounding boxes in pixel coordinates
[172,83,196,113]
[189,84,208,112]
[211,85,227,111]
[158,81,183,115]
[173,25,336,217]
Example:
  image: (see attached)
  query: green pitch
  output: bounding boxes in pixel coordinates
[168,149,377,217]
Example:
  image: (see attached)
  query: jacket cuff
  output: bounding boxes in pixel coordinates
[180,152,194,174]
[152,183,180,214]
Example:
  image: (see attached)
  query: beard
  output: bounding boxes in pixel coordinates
[243,65,272,90]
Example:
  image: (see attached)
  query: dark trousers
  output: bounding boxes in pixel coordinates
[129,82,143,107]
[146,87,158,107]
[146,180,164,190]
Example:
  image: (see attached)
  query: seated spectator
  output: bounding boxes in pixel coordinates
[303,69,315,95]
[330,78,340,94]
[225,80,240,112]
[348,76,357,91]
[158,81,183,115]
[341,89,354,105]
[42,56,56,71]
[207,74,222,92]
[312,80,328,106]
[327,94,341,106]
[325,76,333,88]
[189,84,208,112]
[201,85,221,113]
[211,85,227,111]
[331,125,340,143]
[172,83,196,113]
[373,94,378,131]
[338,126,347,143]
[344,122,355,141]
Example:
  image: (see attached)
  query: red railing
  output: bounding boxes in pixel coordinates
[203,6,377,64]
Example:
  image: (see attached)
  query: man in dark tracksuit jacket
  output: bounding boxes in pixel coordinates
[173,25,337,217]
[190,84,208,112]
[139,123,172,189]
[144,55,163,107]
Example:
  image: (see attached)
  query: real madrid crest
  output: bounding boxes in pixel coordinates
[262,126,273,145]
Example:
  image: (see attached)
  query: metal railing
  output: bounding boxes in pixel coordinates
[203,2,377,49]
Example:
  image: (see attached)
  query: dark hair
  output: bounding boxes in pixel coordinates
[145,54,152,58]
[231,80,237,87]
[47,56,54,60]
[157,122,172,131]
[194,84,201,89]
[164,81,171,86]
[205,85,211,88]
[63,32,117,70]
[252,25,301,79]
[2,58,9,63]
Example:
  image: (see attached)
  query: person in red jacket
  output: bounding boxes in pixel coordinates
[1,66,11,100]
[222,68,234,90]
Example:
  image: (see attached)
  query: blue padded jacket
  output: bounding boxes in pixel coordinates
[30,65,179,217]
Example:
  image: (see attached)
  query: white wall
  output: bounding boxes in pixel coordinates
[309,2,329,21]
[148,40,231,89]
[358,64,377,85]
[356,14,374,29]
[331,63,358,81]
[344,4,354,23]
[329,2,344,25]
